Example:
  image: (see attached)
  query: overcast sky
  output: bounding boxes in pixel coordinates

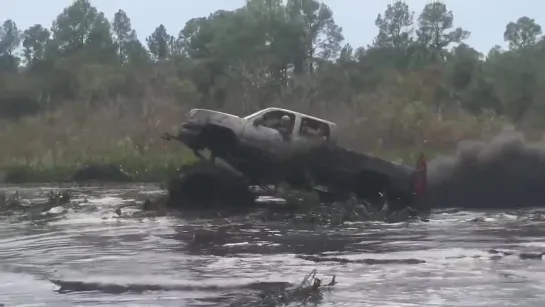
[1,0,543,54]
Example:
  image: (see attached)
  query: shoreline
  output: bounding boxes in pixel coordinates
[0,147,440,185]
[0,154,197,185]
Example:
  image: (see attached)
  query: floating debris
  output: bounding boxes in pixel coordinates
[233,269,336,307]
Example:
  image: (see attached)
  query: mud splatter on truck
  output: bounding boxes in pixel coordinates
[163,107,427,211]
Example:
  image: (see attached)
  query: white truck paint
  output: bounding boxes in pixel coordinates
[180,107,339,160]
[168,107,423,209]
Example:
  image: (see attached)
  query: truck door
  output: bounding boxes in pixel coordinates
[294,117,330,152]
[241,110,296,158]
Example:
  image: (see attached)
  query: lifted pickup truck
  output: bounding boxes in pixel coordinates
[164,107,427,209]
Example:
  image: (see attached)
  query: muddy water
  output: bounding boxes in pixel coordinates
[1,184,545,306]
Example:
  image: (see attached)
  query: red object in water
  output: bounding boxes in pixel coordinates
[412,152,428,198]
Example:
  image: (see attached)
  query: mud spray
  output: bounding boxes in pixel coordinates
[427,132,545,209]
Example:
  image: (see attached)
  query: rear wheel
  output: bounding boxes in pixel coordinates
[354,170,391,209]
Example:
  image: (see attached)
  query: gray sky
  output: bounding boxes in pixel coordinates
[1,0,543,54]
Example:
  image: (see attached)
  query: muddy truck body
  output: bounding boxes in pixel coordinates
[164,107,427,209]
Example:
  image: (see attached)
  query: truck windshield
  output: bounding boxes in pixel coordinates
[243,109,265,119]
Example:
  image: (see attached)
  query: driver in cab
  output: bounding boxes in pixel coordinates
[276,115,292,140]
[255,113,292,141]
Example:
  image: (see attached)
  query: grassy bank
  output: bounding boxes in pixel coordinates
[0,151,198,184]
[0,144,433,184]
[0,104,199,184]
[0,142,443,184]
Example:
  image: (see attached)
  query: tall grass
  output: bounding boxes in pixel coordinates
[0,100,197,182]
[0,80,512,182]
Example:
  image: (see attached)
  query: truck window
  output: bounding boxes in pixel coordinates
[300,117,330,140]
[256,110,296,134]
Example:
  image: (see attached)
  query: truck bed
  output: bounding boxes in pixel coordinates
[224,142,417,205]
[300,145,416,199]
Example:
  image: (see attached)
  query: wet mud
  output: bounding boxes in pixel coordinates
[3,186,545,306]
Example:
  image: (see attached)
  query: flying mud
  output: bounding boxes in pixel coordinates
[427,132,545,209]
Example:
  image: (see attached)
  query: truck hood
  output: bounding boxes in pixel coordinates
[187,109,240,122]
[185,109,246,134]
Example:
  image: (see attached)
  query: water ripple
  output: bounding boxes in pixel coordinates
[1,184,545,306]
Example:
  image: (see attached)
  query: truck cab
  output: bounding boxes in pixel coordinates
[169,107,338,163]
[239,107,338,160]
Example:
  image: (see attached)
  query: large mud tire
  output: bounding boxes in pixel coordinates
[166,161,256,210]
[198,125,238,160]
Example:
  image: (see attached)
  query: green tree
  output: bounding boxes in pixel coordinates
[373,1,414,49]
[286,0,344,72]
[146,24,174,61]
[416,2,469,60]
[0,19,22,71]
[49,0,116,61]
[113,9,133,63]
[446,43,482,91]
[504,16,542,50]
[0,19,21,56]
[22,24,50,66]
[125,30,150,65]
[84,12,117,63]
[369,1,416,70]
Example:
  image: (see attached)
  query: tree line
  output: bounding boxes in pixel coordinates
[0,0,543,134]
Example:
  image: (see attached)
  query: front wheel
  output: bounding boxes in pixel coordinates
[197,126,238,160]
[166,161,256,210]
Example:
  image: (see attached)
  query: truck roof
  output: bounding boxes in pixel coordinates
[245,107,337,127]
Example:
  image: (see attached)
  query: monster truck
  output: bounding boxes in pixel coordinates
[163,107,427,209]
